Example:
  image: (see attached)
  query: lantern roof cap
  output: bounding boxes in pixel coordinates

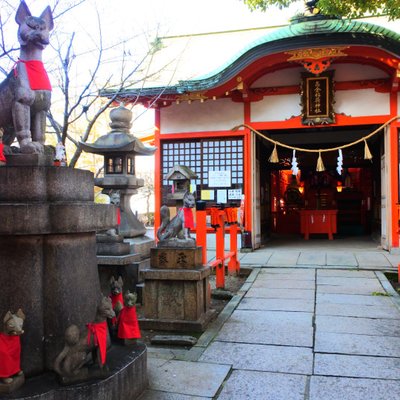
[80,105,156,156]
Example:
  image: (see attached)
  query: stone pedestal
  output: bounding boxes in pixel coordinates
[140,247,213,332]
[0,343,148,400]
[0,167,116,375]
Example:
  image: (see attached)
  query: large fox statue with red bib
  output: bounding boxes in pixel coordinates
[0,1,53,154]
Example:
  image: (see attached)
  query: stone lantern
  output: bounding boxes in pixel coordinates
[81,105,156,238]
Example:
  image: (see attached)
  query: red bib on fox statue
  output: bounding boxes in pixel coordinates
[117,307,141,339]
[0,143,6,164]
[14,60,52,91]
[0,333,21,378]
[110,292,124,325]
[182,207,194,229]
[86,321,107,365]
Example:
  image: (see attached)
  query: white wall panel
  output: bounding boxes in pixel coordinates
[160,98,244,134]
[335,89,390,116]
[251,64,388,89]
[251,67,303,87]
[333,63,388,81]
[251,94,301,122]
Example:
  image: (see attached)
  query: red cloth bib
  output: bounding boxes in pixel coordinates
[182,207,194,229]
[0,333,21,378]
[14,59,52,90]
[110,292,124,325]
[110,292,124,309]
[0,143,6,163]
[116,208,121,225]
[86,321,107,365]
[117,306,141,339]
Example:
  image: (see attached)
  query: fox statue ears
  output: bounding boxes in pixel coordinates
[3,309,25,323]
[16,1,54,31]
[110,276,123,285]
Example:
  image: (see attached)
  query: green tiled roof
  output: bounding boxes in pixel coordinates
[181,18,400,91]
[103,17,400,99]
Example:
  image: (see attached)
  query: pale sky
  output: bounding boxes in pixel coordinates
[21,0,302,42]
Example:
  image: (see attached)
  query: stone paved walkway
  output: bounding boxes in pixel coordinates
[140,263,400,399]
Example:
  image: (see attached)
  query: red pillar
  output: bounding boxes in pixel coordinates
[196,209,207,265]
[215,211,225,289]
[389,92,399,248]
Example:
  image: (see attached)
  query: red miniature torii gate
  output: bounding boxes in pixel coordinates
[196,205,240,289]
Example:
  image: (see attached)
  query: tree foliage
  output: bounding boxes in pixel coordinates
[0,0,166,169]
[243,0,400,20]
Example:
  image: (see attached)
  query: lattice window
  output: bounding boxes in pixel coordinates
[161,137,244,205]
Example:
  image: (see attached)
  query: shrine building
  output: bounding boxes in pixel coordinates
[104,14,400,251]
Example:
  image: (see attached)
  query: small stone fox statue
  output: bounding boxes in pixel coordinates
[109,276,124,333]
[0,309,25,394]
[0,1,53,154]
[54,297,115,384]
[157,191,196,242]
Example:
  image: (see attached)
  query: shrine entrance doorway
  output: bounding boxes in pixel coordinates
[256,125,384,245]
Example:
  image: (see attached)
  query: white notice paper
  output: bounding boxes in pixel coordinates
[208,170,231,187]
[217,190,227,204]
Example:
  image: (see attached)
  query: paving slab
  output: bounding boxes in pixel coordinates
[297,251,326,265]
[245,287,315,300]
[200,341,313,374]
[315,331,400,357]
[260,268,314,275]
[317,270,375,278]
[240,251,272,265]
[326,252,358,266]
[317,282,383,295]
[317,276,382,286]
[384,253,400,268]
[354,252,391,267]
[227,309,313,327]
[309,376,400,400]
[139,390,209,400]
[217,370,308,400]
[316,315,400,336]
[314,353,400,379]
[147,358,231,398]
[252,279,315,289]
[316,302,400,319]
[316,292,395,306]
[216,321,314,347]
[258,271,315,281]
[238,297,315,312]
[266,251,300,266]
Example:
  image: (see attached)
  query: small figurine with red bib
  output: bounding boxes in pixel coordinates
[0,309,25,394]
[117,291,141,345]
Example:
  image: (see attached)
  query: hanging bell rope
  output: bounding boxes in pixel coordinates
[269,143,279,163]
[232,115,400,156]
[364,140,373,160]
[316,151,325,172]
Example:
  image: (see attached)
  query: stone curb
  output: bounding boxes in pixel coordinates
[375,271,400,311]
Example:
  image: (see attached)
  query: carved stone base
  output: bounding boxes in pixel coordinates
[0,373,25,394]
[5,152,54,166]
[141,250,212,332]
[125,235,155,259]
[139,309,215,332]
[0,344,147,400]
[150,246,203,269]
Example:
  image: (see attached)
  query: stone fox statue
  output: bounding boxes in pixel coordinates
[0,309,25,385]
[0,1,53,154]
[157,191,195,241]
